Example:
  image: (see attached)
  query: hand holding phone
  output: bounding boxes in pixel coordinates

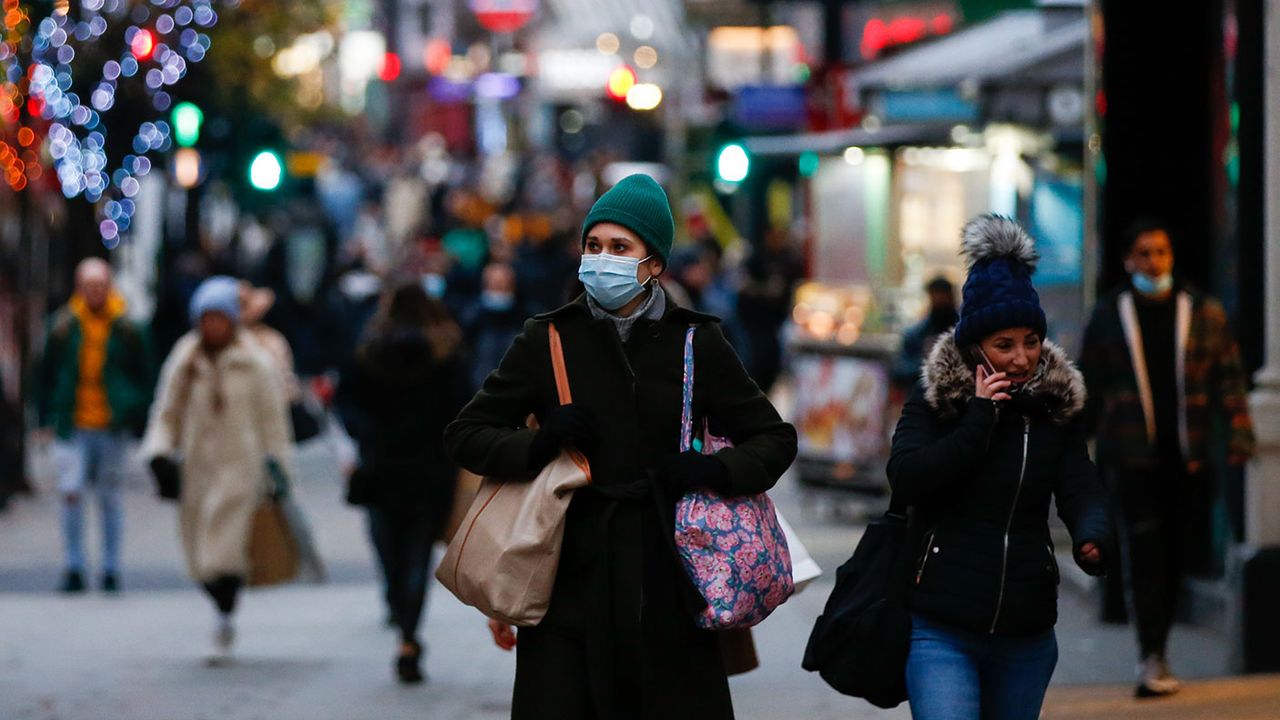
[975,364,1013,402]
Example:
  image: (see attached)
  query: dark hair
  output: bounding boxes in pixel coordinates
[925,276,954,294]
[1125,218,1170,251]
[367,282,461,362]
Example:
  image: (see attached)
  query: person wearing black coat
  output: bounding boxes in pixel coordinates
[444,175,797,720]
[334,282,469,684]
[887,215,1111,720]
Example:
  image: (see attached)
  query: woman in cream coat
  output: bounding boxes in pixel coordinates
[143,276,293,664]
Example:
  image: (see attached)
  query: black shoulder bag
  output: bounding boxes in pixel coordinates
[801,496,914,709]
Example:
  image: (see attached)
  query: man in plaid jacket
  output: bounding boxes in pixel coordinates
[1080,221,1255,698]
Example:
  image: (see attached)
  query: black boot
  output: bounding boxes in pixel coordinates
[395,641,424,684]
[60,569,86,594]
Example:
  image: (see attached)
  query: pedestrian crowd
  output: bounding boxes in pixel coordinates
[18,158,1256,718]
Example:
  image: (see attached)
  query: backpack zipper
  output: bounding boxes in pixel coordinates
[989,415,1031,634]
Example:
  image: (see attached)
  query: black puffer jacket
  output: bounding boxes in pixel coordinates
[887,334,1112,637]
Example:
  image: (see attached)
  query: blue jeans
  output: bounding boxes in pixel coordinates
[56,430,125,574]
[906,613,1058,720]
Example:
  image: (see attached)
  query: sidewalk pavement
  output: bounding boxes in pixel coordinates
[0,428,1263,719]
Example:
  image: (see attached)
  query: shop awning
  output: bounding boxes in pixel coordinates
[742,122,955,157]
[852,8,1086,93]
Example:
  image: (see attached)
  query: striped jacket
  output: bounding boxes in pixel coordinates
[1079,284,1255,470]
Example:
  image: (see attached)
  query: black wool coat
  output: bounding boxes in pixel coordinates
[444,294,797,720]
[335,327,469,513]
[887,334,1112,637]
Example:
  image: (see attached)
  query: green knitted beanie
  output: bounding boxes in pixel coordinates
[581,174,675,264]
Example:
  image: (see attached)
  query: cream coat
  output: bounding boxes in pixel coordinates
[142,331,292,582]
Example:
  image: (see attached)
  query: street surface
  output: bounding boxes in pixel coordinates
[0,422,1269,719]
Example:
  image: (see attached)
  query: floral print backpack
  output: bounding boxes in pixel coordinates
[674,327,794,630]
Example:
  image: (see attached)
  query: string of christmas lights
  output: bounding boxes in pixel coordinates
[24,0,226,247]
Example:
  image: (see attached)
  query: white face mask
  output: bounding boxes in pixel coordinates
[578,253,653,310]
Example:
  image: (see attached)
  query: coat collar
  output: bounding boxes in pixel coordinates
[534,292,720,326]
[921,331,1086,425]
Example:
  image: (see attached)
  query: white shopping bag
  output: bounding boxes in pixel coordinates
[776,509,822,593]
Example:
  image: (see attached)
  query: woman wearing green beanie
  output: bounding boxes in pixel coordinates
[445,174,798,719]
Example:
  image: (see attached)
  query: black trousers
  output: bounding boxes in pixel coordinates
[1111,459,1211,659]
[203,575,242,615]
[367,506,441,645]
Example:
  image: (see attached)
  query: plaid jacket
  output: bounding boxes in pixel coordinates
[1079,284,1255,470]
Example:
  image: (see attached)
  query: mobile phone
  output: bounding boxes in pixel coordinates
[967,345,997,376]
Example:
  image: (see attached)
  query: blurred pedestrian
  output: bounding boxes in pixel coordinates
[36,258,154,594]
[1079,220,1254,697]
[445,174,797,719]
[891,276,959,391]
[239,283,300,403]
[334,282,467,684]
[737,228,803,393]
[460,262,526,392]
[888,216,1110,720]
[142,276,294,665]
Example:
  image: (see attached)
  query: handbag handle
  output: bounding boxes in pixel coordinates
[679,326,696,452]
[548,323,572,406]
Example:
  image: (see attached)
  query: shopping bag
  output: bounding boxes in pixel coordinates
[674,327,794,630]
[436,323,591,627]
[279,495,326,583]
[775,509,822,593]
[440,469,484,543]
[248,500,300,587]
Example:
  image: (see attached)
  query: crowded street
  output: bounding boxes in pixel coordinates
[0,418,1265,719]
[4,0,1280,718]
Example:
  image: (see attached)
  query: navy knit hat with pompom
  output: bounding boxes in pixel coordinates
[953,214,1047,347]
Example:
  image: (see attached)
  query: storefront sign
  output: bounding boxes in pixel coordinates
[872,88,978,123]
[732,85,808,130]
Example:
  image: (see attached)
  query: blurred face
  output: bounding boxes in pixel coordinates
[75,261,112,313]
[927,288,955,312]
[979,327,1042,385]
[583,222,664,282]
[1127,229,1174,279]
[482,264,517,294]
[199,312,236,350]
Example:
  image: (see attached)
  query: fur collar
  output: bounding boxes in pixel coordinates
[921,332,1086,425]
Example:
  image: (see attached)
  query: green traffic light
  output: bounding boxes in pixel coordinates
[172,102,203,148]
[799,151,820,177]
[716,143,750,184]
[249,150,284,191]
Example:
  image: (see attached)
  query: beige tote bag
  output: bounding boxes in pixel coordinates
[436,323,591,626]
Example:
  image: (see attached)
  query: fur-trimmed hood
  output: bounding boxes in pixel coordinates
[922,331,1086,425]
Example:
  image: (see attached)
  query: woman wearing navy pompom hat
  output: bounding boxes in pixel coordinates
[888,215,1112,720]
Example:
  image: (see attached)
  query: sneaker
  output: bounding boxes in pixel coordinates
[395,641,424,685]
[1135,654,1181,698]
[101,572,120,594]
[60,569,86,594]
[207,618,235,667]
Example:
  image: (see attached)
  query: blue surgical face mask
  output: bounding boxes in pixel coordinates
[422,273,447,299]
[481,291,515,312]
[578,253,653,310]
[1132,271,1173,297]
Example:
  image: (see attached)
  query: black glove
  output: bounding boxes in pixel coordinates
[266,459,290,500]
[656,451,730,498]
[528,404,599,471]
[149,457,181,501]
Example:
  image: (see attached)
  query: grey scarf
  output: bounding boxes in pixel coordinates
[587,284,667,342]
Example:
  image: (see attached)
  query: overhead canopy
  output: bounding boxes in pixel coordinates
[853,8,1086,93]
[743,122,954,157]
